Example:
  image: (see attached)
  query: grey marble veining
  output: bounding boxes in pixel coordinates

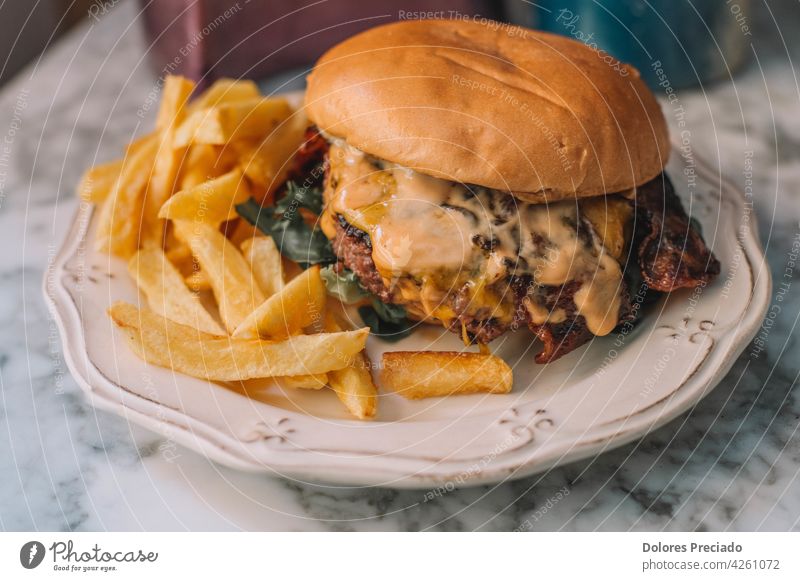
[1,1,798,531]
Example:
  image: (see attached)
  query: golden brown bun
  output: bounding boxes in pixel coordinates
[305,19,669,201]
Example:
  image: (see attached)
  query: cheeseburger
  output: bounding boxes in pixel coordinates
[292,19,719,363]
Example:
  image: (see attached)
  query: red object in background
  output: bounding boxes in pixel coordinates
[141,0,495,85]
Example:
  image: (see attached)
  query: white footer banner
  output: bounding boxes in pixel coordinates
[0,532,797,579]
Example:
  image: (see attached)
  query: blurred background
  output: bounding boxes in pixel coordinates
[0,0,755,91]
[0,0,95,87]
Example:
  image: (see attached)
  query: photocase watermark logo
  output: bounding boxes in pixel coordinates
[385,233,413,271]
[554,9,629,77]
[19,541,46,569]
[375,232,414,290]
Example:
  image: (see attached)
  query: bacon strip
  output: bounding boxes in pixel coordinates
[527,173,720,362]
[634,173,721,292]
[286,126,330,185]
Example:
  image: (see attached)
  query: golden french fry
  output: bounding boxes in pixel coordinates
[240,112,307,191]
[227,219,260,248]
[324,312,377,419]
[95,135,159,258]
[178,144,226,189]
[381,352,513,399]
[166,237,192,262]
[156,75,196,131]
[174,98,292,147]
[232,265,325,339]
[329,355,377,419]
[78,159,124,203]
[174,220,265,332]
[125,132,156,155]
[187,78,260,115]
[172,111,208,148]
[184,269,212,292]
[241,236,284,297]
[165,242,193,271]
[159,169,251,224]
[278,374,328,390]
[281,258,304,282]
[143,76,197,247]
[147,141,185,216]
[128,247,224,335]
[108,302,369,380]
[238,374,329,396]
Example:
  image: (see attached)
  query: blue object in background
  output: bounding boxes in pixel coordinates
[505,0,752,89]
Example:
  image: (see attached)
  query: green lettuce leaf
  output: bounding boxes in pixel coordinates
[320,265,370,304]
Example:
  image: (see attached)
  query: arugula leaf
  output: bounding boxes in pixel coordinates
[270,216,336,266]
[320,265,412,340]
[358,300,414,342]
[236,188,335,267]
[320,265,370,304]
[275,181,324,216]
[369,299,408,323]
[235,197,278,234]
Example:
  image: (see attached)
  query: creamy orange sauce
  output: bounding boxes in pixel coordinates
[328,143,476,276]
[573,255,623,336]
[324,141,625,336]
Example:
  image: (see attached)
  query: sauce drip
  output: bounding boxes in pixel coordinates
[324,141,624,336]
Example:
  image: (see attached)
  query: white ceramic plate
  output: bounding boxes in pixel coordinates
[44,145,769,488]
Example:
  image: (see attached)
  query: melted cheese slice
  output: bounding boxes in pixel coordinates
[324,141,626,336]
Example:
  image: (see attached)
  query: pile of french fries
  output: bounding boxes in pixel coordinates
[79,75,512,421]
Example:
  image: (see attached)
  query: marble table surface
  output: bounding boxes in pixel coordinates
[1,1,799,531]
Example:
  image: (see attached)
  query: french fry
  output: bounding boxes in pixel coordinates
[165,243,194,271]
[173,220,265,332]
[184,269,212,292]
[186,79,260,115]
[158,168,251,224]
[95,135,159,258]
[240,112,307,191]
[227,219,260,248]
[166,242,192,270]
[143,76,196,247]
[232,265,325,339]
[381,352,513,399]
[156,75,196,131]
[125,132,156,155]
[282,258,304,282]
[278,374,329,390]
[177,144,228,189]
[128,247,224,335]
[324,312,377,419]
[78,159,123,203]
[174,98,292,147]
[241,236,284,297]
[108,302,369,380]
[329,355,377,419]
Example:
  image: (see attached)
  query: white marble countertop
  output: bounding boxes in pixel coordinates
[1,1,798,531]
